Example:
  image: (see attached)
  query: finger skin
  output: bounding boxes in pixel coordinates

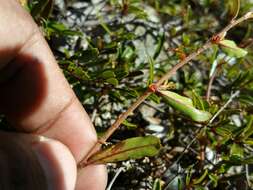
[0,0,107,189]
[0,131,77,190]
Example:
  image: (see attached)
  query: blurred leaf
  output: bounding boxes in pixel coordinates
[182,33,191,46]
[122,120,138,129]
[178,178,183,190]
[121,46,135,61]
[159,90,212,122]
[152,178,162,190]
[44,20,83,37]
[98,15,113,35]
[147,54,155,85]
[101,70,116,79]
[128,5,148,19]
[106,78,119,86]
[148,93,161,104]
[219,39,248,58]
[78,48,99,62]
[228,0,240,20]
[240,116,253,140]
[153,32,165,60]
[244,138,253,145]
[186,166,193,186]
[31,0,53,20]
[193,169,208,185]
[67,62,90,80]
[88,136,161,164]
[186,90,207,110]
[230,143,244,161]
[208,173,218,187]
[215,125,234,138]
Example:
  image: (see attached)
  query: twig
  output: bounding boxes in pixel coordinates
[78,12,253,169]
[209,90,240,124]
[106,167,124,190]
[206,68,218,102]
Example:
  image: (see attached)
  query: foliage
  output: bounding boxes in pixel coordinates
[6,0,253,189]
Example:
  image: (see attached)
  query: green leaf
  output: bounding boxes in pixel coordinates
[147,54,155,85]
[31,0,49,18]
[228,0,240,20]
[98,15,113,35]
[148,93,161,104]
[193,169,208,185]
[208,174,218,187]
[219,39,248,58]
[159,90,212,122]
[215,126,233,138]
[182,33,191,46]
[244,138,253,145]
[230,143,244,160]
[186,90,207,110]
[122,46,135,61]
[106,78,119,86]
[44,21,83,37]
[153,32,165,59]
[240,116,253,140]
[152,179,162,190]
[186,166,193,186]
[88,136,161,164]
[122,120,138,129]
[128,5,148,19]
[30,0,53,20]
[101,70,116,79]
[67,62,90,80]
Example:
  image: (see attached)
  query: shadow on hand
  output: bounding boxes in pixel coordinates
[0,49,47,126]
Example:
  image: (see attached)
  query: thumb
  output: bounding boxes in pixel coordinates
[0,131,77,190]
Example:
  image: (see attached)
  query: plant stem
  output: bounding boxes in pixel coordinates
[78,11,253,169]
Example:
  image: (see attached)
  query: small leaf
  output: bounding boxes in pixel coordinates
[208,174,218,187]
[45,21,83,38]
[193,169,208,185]
[159,90,212,122]
[152,179,162,190]
[182,33,191,46]
[30,0,53,20]
[88,136,161,164]
[219,39,248,58]
[106,78,119,86]
[230,143,244,160]
[98,15,113,35]
[147,54,155,85]
[128,5,147,19]
[101,70,116,79]
[240,116,253,140]
[153,32,165,59]
[148,93,161,104]
[122,120,138,129]
[122,46,135,61]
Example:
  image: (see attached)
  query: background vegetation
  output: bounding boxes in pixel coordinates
[3,0,253,189]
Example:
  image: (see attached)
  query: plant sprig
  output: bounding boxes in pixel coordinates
[78,11,253,169]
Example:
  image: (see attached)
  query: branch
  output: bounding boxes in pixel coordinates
[78,11,253,169]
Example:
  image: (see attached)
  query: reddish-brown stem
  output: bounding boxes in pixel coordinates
[78,12,253,169]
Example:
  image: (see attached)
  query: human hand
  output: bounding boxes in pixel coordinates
[0,0,107,189]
